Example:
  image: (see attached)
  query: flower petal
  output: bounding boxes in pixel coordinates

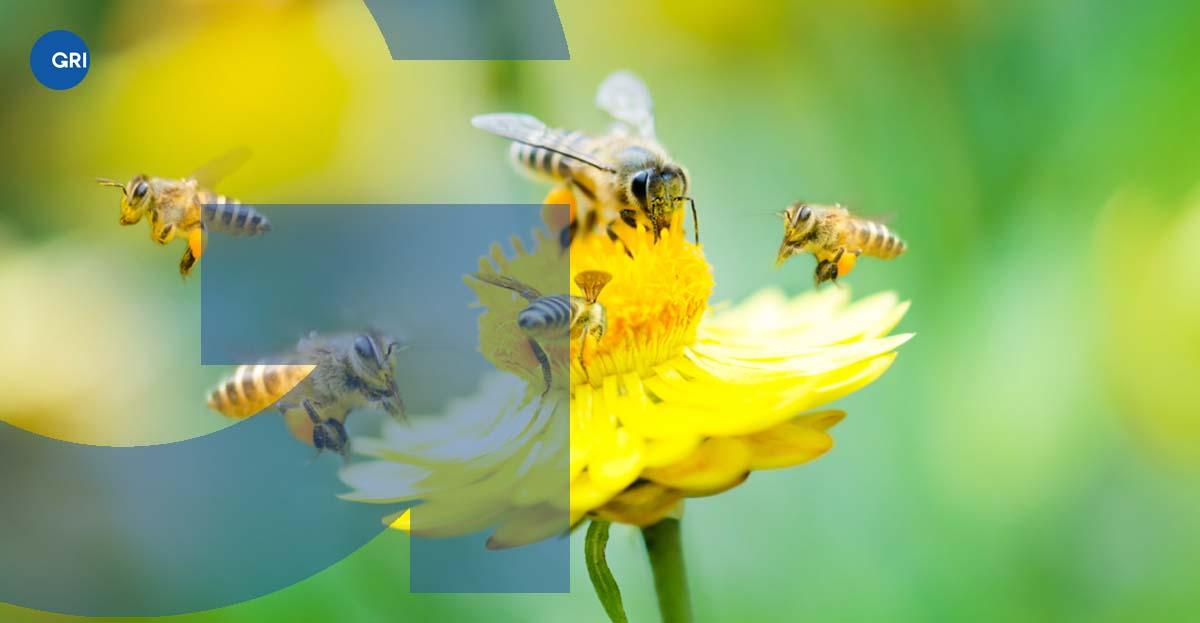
[592,482,684,527]
[642,437,751,494]
[740,410,843,470]
[486,504,568,550]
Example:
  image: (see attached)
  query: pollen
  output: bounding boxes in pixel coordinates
[188,227,205,260]
[569,209,713,384]
[837,250,858,278]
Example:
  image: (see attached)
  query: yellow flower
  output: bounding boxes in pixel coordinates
[341,372,569,549]
[558,199,910,526]
[342,187,911,542]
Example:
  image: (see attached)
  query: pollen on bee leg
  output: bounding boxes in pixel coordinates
[837,251,858,277]
[541,186,575,230]
[188,228,206,259]
[284,410,317,446]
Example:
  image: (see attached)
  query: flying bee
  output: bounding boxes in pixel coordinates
[472,270,612,394]
[775,202,907,286]
[472,70,698,248]
[207,331,407,459]
[97,149,271,277]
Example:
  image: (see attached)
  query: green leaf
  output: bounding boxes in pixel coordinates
[585,520,629,623]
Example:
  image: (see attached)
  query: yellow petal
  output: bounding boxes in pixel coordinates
[571,471,619,513]
[486,504,568,550]
[584,377,645,492]
[643,434,703,468]
[593,482,684,527]
[643,437,751,494]
[741,410,843,470]
[404,495,509,538]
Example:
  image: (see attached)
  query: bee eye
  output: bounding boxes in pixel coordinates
[798,206,812,221]
[629,171,649,204]
[353,335,376,361]
[132,181,149,201]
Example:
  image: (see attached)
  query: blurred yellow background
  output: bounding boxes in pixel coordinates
[2,0,1199,620]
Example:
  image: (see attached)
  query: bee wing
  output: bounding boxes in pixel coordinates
[189,146,252,188]
[835,202,896,225]
[864,212,897,226]
[595,70,657,139]
[472,271,543,301]
[471,113,616,173]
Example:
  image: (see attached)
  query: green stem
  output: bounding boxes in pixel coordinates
[642,518,693,623]
[586,520,629,623]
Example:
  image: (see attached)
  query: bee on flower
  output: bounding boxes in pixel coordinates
[473,70,699,248]
[343,187,910,529]
[342,71,913,621]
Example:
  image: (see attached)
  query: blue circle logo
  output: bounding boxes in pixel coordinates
[30,30,90,90]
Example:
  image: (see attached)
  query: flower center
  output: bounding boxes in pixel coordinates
[467,192,713,397]
[569,213,713,387]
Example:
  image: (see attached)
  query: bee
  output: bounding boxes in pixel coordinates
[472,70,698,248]
[775,202,907,286]
[472,270,611,394]
[97,149,270,277]
[207,331,407,458]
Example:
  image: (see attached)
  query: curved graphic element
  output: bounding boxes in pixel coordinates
[362,0,569,60]
[0,204,565,615]
[0,416,389,616]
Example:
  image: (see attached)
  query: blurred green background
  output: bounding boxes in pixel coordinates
[2,0,1199,620]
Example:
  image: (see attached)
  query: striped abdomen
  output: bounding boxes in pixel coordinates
[508,129,595,183]
[199,191,271,237]
[851,219,907,260]
[516,295,578,339]
[207,363,315,419]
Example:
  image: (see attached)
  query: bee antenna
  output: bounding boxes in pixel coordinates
[97,178,126,196]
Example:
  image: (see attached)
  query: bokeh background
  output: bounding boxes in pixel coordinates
[2,0,1199,621]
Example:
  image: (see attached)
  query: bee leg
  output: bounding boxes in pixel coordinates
[321,418,350,460]
[152,219,176,245]
[303,399,349,459]
[605,221,636,260]
[556,180,584,253]
[188,226,205,260]
[813,259,837,287]
[620,209,639,230]
[559,219,577,252]
[179,247,197,278]
[528,337,552,397]
[302,400,327,459]
[302,399,322,426]
[577,329,593,386]
[180,225,205,277]
[830,248,846,287]
[813,249,848,287]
